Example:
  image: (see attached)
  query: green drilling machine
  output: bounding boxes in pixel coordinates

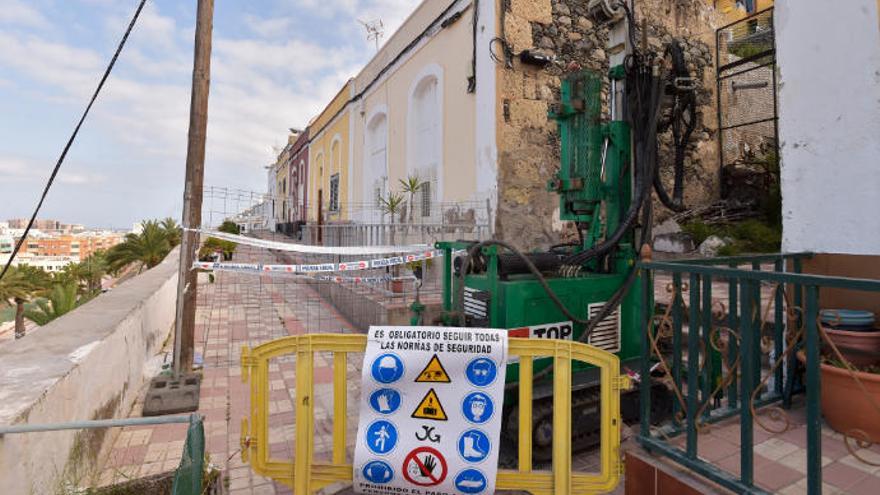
[414,3,699,460]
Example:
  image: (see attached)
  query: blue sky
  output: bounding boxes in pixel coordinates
[0,0,419,229]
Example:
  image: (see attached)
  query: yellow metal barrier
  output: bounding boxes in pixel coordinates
[240,334,630,494]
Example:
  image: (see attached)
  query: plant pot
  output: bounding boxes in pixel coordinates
[390,279,405,293]
[823,327,880,367]
[799,351,880,442]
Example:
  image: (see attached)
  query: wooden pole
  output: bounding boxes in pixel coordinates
[173,0,214,376]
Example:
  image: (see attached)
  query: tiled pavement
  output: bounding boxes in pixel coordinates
[661,395,880,494]
[96,247,614,494]
[97,248,880,494]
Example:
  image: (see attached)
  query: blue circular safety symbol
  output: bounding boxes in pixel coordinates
[362,460,394,484]
[371,353,404,384]
[461,392,494,425]
[465,357,498,387]
[457,429,491,464]
[365,420,398,455]
[454,468,488,493]
[369,388,401,415]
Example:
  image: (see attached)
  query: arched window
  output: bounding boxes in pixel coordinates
[330,138,341,213]
[365,109,388,208]
[408,65,443,219]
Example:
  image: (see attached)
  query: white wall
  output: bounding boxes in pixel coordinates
[0,251,179,494]
[777,0,880,255]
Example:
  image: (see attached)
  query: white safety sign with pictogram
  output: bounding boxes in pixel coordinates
[353,326,508,495]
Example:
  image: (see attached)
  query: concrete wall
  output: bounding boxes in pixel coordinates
[0,250,179,494]
[776,0,880,255]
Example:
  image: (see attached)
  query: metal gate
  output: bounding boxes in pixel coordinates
[239,334,629,494]
[716,7,778,201]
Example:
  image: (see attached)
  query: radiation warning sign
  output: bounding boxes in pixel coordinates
[353,327,508,495]
[411,388,447,421]
[415,354,451,383]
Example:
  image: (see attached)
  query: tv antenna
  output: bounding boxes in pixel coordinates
[358,18,384,51]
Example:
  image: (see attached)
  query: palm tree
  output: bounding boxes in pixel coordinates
[399,175,427,224]
[23,282,83,326]
[70,250,109,294]
[160,217,182,248]
[106,220,172,274]
[378,191,406,246]
[0,265,51,338]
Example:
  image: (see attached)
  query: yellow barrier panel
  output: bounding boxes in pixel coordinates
[240,334,630,494]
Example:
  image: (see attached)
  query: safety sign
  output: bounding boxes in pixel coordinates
[361,460,394,484]
[402,446,448,486]
[411,389,448,421]
[415,354,451,382]
[369,389,401,415]
[353,326,508,495]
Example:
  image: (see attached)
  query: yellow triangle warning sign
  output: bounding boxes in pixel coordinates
[415,354,451,383]
[411,388,448,421]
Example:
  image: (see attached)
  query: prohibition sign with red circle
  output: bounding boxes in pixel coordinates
[402,446,448,486]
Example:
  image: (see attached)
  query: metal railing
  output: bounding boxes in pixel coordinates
[302,222,491,247]
[0,414,214,495]
[240,334,629,494]
[637,252,880,494]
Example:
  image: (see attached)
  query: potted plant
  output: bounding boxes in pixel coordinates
[819,309,880,367]
[378,191,406,293]
[799,316,880,443]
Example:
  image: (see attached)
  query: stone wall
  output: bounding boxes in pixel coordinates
[0,250,179,495]
[496,0,721,249]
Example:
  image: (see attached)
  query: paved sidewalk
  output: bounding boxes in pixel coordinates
[96,245,622,494]
[98,248,359,494]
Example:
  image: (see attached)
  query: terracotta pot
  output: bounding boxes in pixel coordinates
[799,351,880,443]
[390,279,405,293]
[823,327,880,367]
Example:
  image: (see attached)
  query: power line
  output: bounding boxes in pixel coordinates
[0,0,148,282]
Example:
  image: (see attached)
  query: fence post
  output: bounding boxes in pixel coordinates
[739,280,754,487]
[804,285,821,495]
[686,273,701,459]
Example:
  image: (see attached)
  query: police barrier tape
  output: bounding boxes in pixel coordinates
[240,334,629,495]
[192,265,417,285]
[192,249,441,275]
[186,228,432,256]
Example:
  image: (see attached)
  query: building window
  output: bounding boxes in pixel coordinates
[329,173,340,212]
[420,181,432,217]
[408,66,443,219]
[365,109,388,211]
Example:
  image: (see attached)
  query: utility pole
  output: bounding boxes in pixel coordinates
[144,0,212,416]
[173,0,214,376]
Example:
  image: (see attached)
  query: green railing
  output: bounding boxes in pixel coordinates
[0,414,210,495]
[637,252,880,494]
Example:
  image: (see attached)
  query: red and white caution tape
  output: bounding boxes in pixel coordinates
[187,228,432,255]
[192,249,441,275]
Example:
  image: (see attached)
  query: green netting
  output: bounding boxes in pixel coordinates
[171,415,205,495]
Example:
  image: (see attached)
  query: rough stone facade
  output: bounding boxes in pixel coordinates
[496,0,722,249]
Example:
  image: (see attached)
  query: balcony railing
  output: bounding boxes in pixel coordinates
[637,252,880,494]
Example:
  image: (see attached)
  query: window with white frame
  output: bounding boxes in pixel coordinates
[408,69,442,219]
[329,173,340,212]
[365,111,388,209]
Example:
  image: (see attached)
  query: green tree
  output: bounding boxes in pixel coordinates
[23,282,85,326]
[399,175,427,224]
[218,220,241,235]
[106,220,172,274]
[161,217,182,248]
[0,265,51,339]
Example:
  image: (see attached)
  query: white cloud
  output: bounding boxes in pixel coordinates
[0,0,49,28]
[0,0,423,226]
